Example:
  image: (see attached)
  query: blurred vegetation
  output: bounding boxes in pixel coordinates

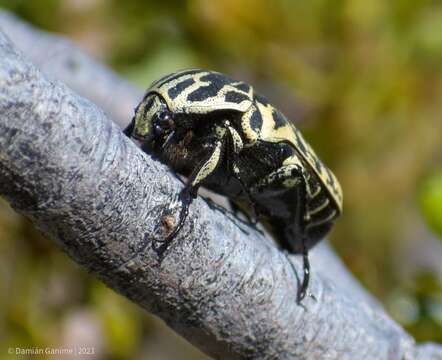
[0,0,441,357]
[420,171,442,238]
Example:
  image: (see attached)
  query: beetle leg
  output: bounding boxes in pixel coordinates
[249,164,312,303]
[223,124,261,224]
[250,164,302,195]
[154,140,224,257]
[233,164,260,224]
[189,140,224,189]
[231,165,260,225]
[282,162,312,303]
[283,170,312,303]
[298,230,311,303]
[226,124,244,154]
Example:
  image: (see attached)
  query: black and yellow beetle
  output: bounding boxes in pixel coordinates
[123,69,343,302]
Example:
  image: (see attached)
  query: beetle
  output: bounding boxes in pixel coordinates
[123,69,343,302]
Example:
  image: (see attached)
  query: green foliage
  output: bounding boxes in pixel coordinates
[90,283,142,358]
[0,0,61,31]
[420,172,442,239]
[387,272,442,343]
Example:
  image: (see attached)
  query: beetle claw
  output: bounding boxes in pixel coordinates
[152,189,193,261]
[296,238,311,304]
[152,240,170,260]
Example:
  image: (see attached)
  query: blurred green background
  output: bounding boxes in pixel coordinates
[0,0,441,358]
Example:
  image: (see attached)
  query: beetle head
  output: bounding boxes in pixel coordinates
[127,93,175,148]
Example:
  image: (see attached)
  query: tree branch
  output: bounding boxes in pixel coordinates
[0,14,441,360]
[0,10,380,309]
[0,11,140,128]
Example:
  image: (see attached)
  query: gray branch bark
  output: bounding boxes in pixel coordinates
[0,12,441,360]
[0,11,140,128]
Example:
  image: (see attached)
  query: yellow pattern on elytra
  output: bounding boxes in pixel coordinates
[240,105,259,145]
[150,69,189,89]
[152,71,252,114]
[256,102,297,145]
[253,99,342,212]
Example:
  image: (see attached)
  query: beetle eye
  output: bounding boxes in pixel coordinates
[156,111,174,129]
[158,111,171,121]
[153,110,175,139]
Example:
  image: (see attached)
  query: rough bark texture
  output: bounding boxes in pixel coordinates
[0,13,441,360]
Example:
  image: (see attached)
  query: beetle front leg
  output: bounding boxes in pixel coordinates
[154,140,224,257]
